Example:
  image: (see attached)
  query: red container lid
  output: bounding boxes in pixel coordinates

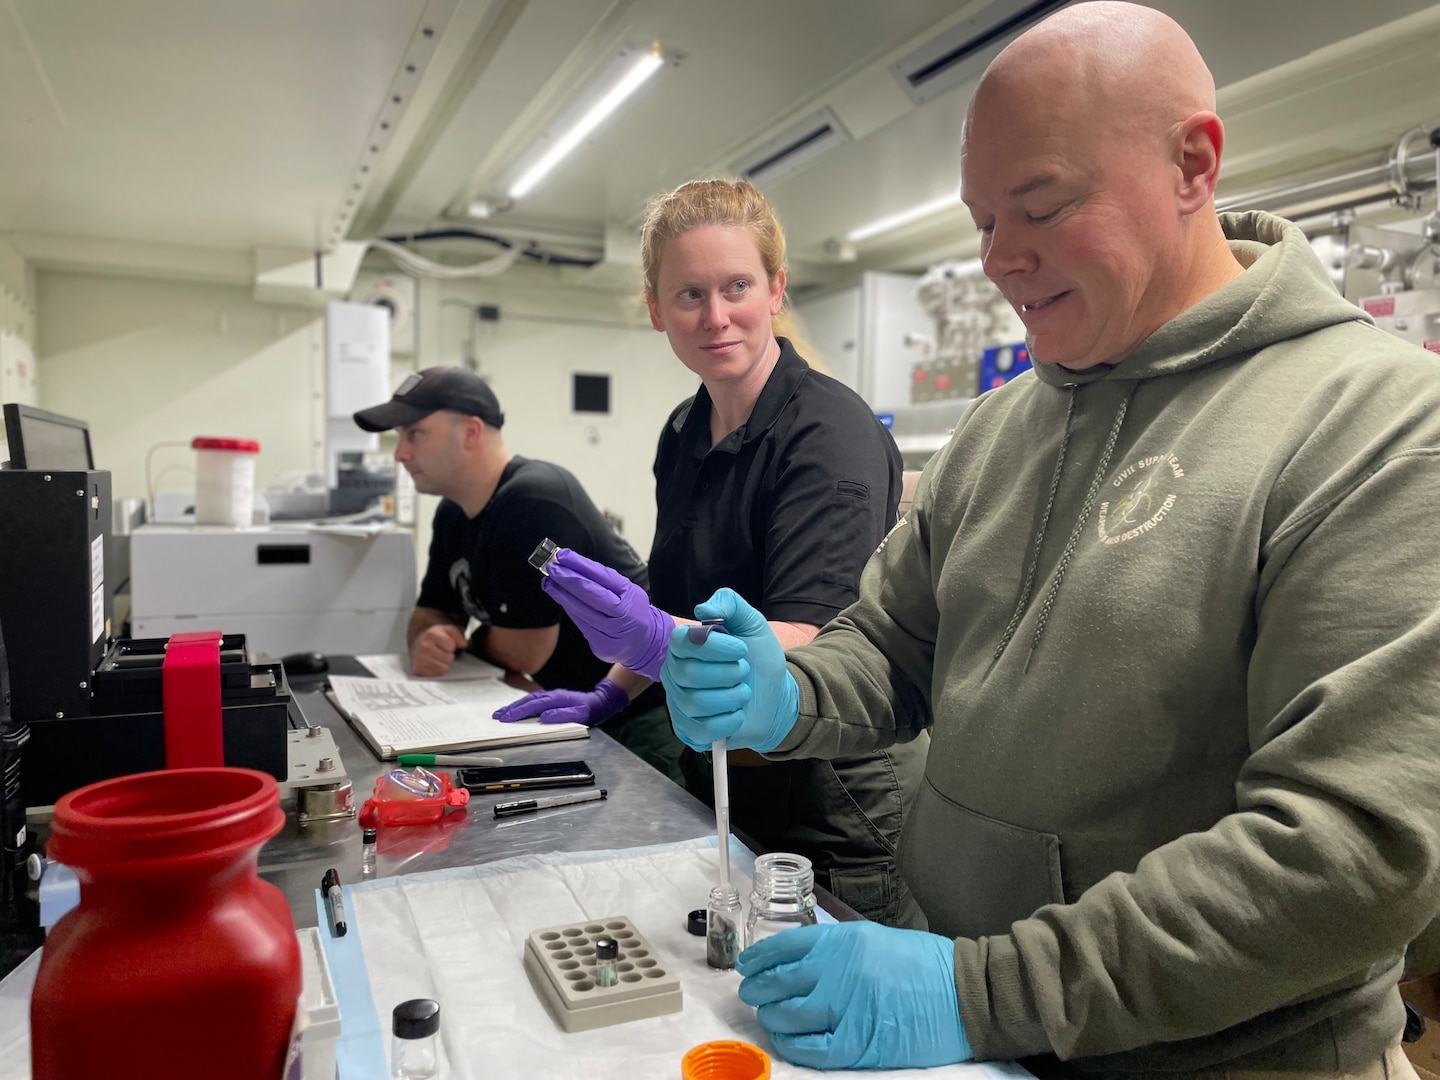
[48,767,285,873]
[191,436,260,453]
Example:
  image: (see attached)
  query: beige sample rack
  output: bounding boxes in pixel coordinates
[522,915,683,1032]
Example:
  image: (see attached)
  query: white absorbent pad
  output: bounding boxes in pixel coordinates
[332,836,1032,1080]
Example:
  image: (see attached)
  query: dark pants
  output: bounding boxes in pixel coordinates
[602,704,930,927]
[600,701,690,787]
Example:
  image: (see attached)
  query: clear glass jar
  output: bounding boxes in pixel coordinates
[705,883,744,970]
[745,852,817,948]
[392,998,441,1079]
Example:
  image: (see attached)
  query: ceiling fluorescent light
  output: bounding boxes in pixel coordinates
[508,50,665,201]
[846,192,965,243]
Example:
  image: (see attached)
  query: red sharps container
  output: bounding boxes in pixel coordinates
[30,768,300,1080]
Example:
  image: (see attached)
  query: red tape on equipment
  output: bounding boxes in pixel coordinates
[162,631,225,768]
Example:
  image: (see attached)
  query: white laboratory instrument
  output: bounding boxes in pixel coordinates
[325,300,390,490]
[128,523,416,658]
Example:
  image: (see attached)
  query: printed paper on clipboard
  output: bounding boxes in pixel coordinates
[326,675,589,760]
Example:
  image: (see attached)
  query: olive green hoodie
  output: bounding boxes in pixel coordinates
[780,211,1440,1075]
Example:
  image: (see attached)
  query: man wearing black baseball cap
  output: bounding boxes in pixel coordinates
[355,367,654,717]
[353,366,506,434]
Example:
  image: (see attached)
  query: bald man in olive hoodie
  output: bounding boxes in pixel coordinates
[660,4,1440,1078]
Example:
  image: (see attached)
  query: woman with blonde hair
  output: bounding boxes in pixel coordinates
[497,178,927,925]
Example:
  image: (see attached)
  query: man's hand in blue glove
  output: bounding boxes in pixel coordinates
[492,677,628,727]
[660,588,799,753]
[737,921,972,1070]
[539,549,674,680]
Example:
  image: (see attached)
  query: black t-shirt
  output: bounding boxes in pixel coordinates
[649,339,902,624]
[417,456,648,691]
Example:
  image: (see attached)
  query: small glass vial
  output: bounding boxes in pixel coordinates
[360,828,378,879]
[528,537,560,576]
[706,884,744,970]
[594,936,618,987]
[391,998,440,1079]
[746,852,818,948]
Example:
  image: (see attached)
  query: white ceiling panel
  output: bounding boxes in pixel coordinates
[0,0,433,250]
[468,0,977,228]
[0,0,1436,287]
[367,0,971,235]
[364,0,619,234]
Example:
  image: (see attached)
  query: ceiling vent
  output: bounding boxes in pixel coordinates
[890,0,1072,105]
[734,108,852,188]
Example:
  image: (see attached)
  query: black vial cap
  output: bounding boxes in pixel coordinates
[393,997,440,1039]
[686,909,706,936]
[595,936,618,960]
[362,828,377,844]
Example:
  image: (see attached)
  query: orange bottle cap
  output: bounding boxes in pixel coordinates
[680,1040,772,1080]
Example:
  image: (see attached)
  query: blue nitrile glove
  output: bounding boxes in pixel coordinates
[492,677,628,727]
[659,588,799,753]
[737,921,972,1070]
[540,549,674,680]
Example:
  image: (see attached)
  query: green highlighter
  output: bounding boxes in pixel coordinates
[396,753,505,767]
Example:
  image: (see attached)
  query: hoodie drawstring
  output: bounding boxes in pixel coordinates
[990,383,1136,673]
[991,389,1079,667]
[1024,384,1134,670]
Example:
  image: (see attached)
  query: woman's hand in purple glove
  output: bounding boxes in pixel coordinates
[539,549,675,680]
[492,677,629,727]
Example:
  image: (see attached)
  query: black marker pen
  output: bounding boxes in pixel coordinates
[322,868,347,937]
[494,788,608,818]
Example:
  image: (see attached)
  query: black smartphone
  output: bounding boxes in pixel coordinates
[456,760,595,793]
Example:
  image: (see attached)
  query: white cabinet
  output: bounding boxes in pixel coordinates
[793,272,931,412]
[795,286,861,390]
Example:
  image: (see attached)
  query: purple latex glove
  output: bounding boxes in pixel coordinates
[492,677,629,727]
[540,549,674,680]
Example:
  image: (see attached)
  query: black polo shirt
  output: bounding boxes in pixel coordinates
[649,339,902,625]
[417,456,649,691]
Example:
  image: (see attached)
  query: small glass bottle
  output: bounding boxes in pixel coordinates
[746,852,818,948]
[594,936,618,987]
[705,883,744,970]
[360,827,378,879]
[391,998,441,1079]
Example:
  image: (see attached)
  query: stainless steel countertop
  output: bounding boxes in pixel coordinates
[263,672,728,927]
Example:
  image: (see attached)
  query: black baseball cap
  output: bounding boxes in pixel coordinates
[353,366,505,432]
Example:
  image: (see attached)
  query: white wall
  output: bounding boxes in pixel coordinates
[33,264,698,573]
[35,271,323,506]
[0,239,39,436]
[0,238,34,307]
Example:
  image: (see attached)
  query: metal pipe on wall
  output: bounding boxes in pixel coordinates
[1216,126,1437,222]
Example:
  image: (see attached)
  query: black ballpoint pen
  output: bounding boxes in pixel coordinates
[322,868,347,937]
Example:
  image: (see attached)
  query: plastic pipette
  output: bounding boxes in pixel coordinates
[712,736,732,888]
[688,618,735,886]
[690,618,741,968]
[705,741,740,968]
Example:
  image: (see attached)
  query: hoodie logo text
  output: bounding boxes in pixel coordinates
[1097,453,1184,545]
